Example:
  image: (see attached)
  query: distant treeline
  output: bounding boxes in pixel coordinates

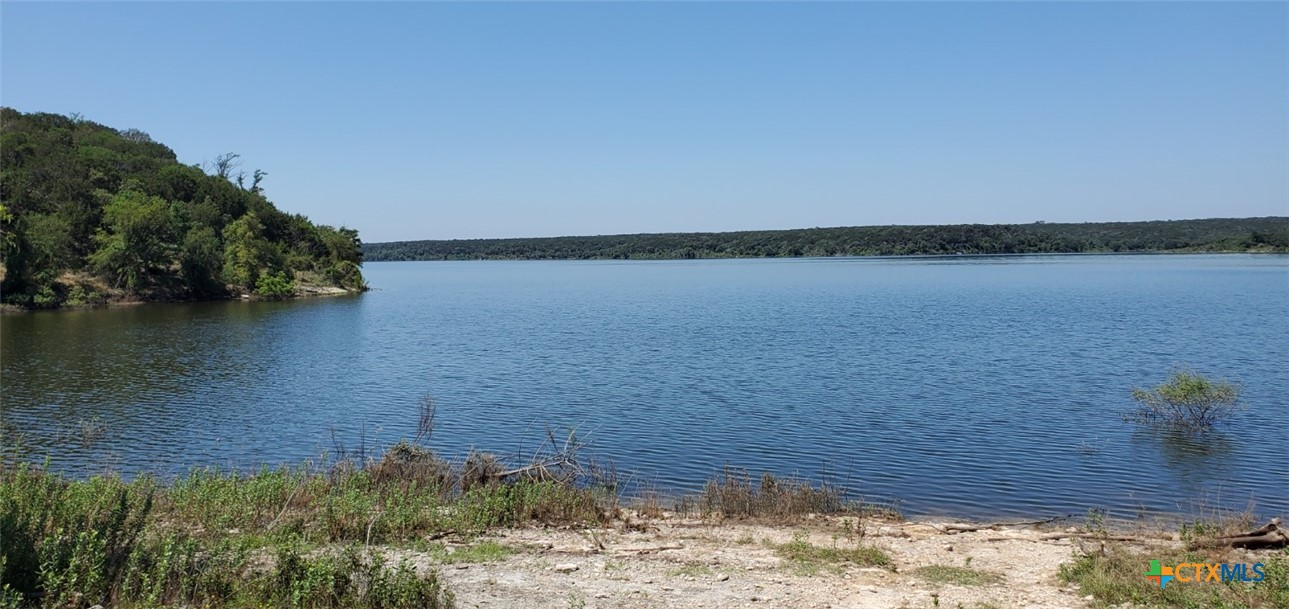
[366,217,1289,261]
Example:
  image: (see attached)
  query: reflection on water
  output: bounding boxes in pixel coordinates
[1132,425,1238,494]
[3,254,1287,519]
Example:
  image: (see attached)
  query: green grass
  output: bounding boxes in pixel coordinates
[914,565,1002,587]
[667,564,713,577]
[426,540,515,564]
[773,533,892,576]
[1059,546,1288,609]
[0,456,613,608]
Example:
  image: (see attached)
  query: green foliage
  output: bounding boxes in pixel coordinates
[364,217,1289,261]
[222,212,273,290]
[0,451,623,607]
[89,190,179,292]
[0,107,365,308]
[20,213,77,274]
[264,544,453,609]
[1130,369,1243,430]
[256,271,295,299]
[63,283,103,307]
[179,226,225,297]
[0,204,15,264]
[0,465,457,608]
[327,260,368,291]
[0,466,155,607]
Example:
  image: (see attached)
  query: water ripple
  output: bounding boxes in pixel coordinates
[2,255,1286,519]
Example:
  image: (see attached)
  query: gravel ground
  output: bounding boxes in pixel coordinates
[392,515,1146,609]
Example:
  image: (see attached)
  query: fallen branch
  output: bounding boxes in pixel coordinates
[265,479,305,531]
[1188,518,1287,550]
[934,514,1075,534]
[488,424,595,483]
[614,544,685,555]
[985,532,1163,543]
[424,530,458,541]
[365,513,381,547]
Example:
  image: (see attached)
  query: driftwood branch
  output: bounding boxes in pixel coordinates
[365,513,381,547]
[978,518,1288,549]
[488,424,597,484]
[1188,518,1286,550]
[934,514,1075,534]
[614,544,684,555]
[986,532,1163,543]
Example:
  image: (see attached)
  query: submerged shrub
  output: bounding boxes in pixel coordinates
[1129,369,1243,430]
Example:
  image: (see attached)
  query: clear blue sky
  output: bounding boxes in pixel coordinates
[3,2,1286,242]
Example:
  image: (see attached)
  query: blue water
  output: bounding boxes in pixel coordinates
[2,254,1287,519]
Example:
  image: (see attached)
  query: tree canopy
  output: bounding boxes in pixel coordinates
[0,108,366,308]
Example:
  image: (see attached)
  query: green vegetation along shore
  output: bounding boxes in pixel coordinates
[365,217,1289,261]
[3,451,1285,609]
[0,108,366,310]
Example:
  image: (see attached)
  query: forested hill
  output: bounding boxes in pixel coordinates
[366,217,1289,261]
[0,108,366,309]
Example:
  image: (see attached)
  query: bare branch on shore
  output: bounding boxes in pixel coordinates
[931,514,1075,534]
[1187,518,1287,550]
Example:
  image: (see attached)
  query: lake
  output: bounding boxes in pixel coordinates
[2,254,1286,519]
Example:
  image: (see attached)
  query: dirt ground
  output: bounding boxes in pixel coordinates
[398,515,1168,609]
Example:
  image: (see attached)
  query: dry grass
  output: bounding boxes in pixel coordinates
[673,467,897,523]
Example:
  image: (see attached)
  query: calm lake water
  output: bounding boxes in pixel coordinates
[3,255,1287,519]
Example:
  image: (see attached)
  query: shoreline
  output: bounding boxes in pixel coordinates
[2,459,1283,608]
[0,283,363,315]
[1,445,1276,533]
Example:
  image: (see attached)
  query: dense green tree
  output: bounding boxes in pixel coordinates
[221,212,282,291]
[318,225,363,266]
[88,190,179,292]
[179,226,224,297]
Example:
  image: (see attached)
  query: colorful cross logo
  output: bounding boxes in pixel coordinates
[1144,560,1175,589]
